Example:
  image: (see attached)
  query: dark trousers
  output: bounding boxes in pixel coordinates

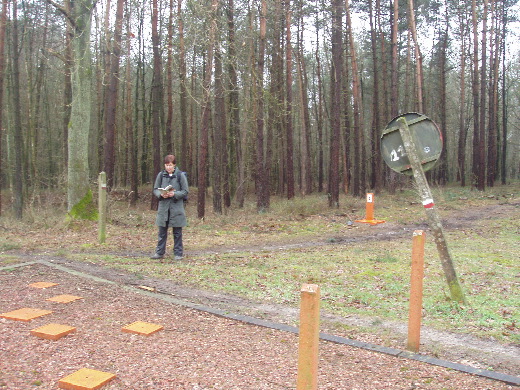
[155,226,183,257]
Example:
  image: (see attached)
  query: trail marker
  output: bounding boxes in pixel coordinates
[355,193,385,225]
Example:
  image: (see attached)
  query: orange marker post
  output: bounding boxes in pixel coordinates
[407,230,425,352]
[296,284,320,390]
[355,193,385,225]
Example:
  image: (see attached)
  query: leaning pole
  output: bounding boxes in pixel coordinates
[381,113,466,303]
[396,117,466,303]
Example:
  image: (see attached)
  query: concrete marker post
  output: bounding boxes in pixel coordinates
[296,284,320,390]
[407,230,425,352]
[98,172,107,244]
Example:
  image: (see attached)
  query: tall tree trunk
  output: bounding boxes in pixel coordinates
[369,0,381,192]
[197,0,218,219]
[12,0,24,218]
[213,45,225,214]
[408,0,424,113]
[256,0,269,211]
[477,0,488,191]
[0,0,7,216]
[63,21,73,170]
[390,0,398,117]
[314,22,324,193]
[457,10,468,187]
[103,0,124,190]
[178,0,189,173]
[165,0,174,154]
[500,3,507,185]
[226,0,242,207]
[329,0,342,207]
[285,0,295,200]
[487,0,499,188]
[269,0,284,197]
[388,0,399,194]
[297,6,312,195]
[150,0,164,210]
[346,0,363,197]
[471,0,480,189]
[125,3,138,206]
[437,22,449,185]
[29,6,49,192]
[47,0,97,216]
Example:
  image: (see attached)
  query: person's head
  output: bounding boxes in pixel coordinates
[164,154,176,174]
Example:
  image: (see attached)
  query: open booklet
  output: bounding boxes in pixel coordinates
[158,185,173,195]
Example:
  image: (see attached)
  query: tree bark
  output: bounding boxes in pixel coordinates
[150,0,164,210]
[125,3,138,206]
[103,0,124,190]
[12,0,24,218]
[0,0,7,216]
[346,0,363,197]
[165,0,175,154]
[226,0,242,207]
[329,0,342,208]
[457,8,468,186]
[285,0,295,200]
[256,0,269,212]
[177,0,189,173]
[197,0,218,219]
[407,0,424,113]
[471,0,480,189]
[50,0,98,217]
[477,0,489,191]
[213,45,225,214]
[369,0,382,192]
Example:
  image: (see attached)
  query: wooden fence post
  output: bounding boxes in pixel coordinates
[296,284,320,390]
[98,172,107,244]
[407,230,425,352]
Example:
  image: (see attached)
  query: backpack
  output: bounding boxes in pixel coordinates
[177,171,189,203]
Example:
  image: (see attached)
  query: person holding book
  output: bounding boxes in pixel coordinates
[151,154,189,261]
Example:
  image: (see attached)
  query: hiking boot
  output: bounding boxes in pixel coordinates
[174,255,184,261]
[150,253,164,260]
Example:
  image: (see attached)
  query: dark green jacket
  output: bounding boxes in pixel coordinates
[153,167,189,227]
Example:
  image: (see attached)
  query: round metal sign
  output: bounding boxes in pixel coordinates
[381,112,443,175]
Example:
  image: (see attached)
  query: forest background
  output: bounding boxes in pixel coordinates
[0,0,519,219]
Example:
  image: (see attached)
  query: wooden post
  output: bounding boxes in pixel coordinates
[98,172,107,244]
[297,284,320,390]
[407,230,425,352]
[397,117,466,303]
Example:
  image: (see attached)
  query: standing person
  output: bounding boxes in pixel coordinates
[151,154,189,261]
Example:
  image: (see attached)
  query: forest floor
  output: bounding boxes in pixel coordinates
[0,186,519,389]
